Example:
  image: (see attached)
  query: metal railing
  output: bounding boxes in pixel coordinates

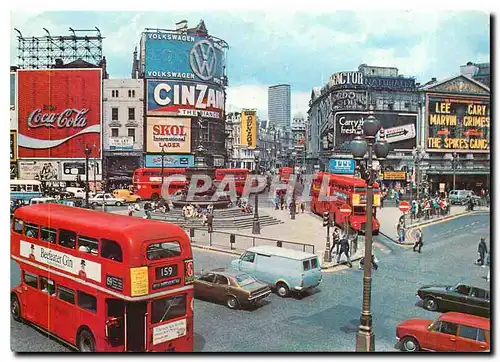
[185,227,315,254]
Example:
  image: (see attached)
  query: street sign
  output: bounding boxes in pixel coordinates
[399,201,410,213]
[339,204,352,216]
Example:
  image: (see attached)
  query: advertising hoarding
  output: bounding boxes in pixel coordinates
[144,32,226,86]
[147,80,224,119]
[60,160,102,181]
[383,171,406,180]
[240,110,257,148]
[329,159,355,174]
[334,111,417,151]
[109,137,134,150]
[426,96,489,152]
[17,69,102,159]
[145,154,194,168]
[19,160,60,181]
[146,117,191,153]
[10,131,17,162]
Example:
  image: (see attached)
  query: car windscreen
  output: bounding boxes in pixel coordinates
[235,273,257,287]
[147,241,182,260]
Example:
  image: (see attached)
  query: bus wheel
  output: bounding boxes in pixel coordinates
[11,294,21,322]
[77,329,96,352]
[151,193,159,201]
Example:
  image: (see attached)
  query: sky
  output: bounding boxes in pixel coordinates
[10,10,490,120]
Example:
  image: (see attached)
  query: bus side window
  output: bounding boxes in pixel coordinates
[59,229,76,250]
[77,291,97,313]
[24,272,38,289]
[13,218,24,234]
[24,223,40,239]
[101,239,123,262]
[57,286,75,304]
[40,227,57,243]
[78,235,99,255]
[40,277,55,295]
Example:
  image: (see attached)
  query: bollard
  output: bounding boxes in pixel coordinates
[190,228,195,238]
[230,234,235,250]
[277,240,282,248]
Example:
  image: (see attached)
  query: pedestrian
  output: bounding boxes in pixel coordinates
[396,221,405,243]
[413,228,423,253]
[207,203,214,214]
[300,201,305,213]
[477,237,488,266]
[336,237,352,268]
[128,204,134,216]
[330,227,341,255]
[206,212,214,233]
[359,253,378,270]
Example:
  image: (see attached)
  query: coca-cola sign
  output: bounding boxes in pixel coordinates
[17,69,101,158]
[27,108,89,129]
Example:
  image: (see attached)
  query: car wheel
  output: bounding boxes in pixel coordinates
[276,282,289,298]
[423,296,439,311]
[11,294,22,322]
[151,193,159,201]
[226,296,239,310]
[136,198,141,202]
[77,329,96,352]
[91,202,97,207]
[401,336,420,352]
[115,201,122,206]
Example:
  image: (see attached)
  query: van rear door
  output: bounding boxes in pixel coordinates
[301,257,322,288]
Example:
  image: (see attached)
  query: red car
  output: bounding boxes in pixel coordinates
[396,312,490,352]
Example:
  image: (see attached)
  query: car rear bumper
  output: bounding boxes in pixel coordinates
[248,290,271,302]
[294,281,321,292]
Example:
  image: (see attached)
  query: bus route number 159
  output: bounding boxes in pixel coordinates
[155,265,178,280]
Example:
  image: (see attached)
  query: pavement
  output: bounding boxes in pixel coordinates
[11,212,491,352]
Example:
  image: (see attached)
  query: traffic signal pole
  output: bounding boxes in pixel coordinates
[323,211,331,263]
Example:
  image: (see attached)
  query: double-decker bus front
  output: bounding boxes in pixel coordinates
[214,168,249,195]
[10,204,194,352]
[133,168,187,200]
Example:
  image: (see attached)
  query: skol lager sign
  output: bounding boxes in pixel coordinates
[241,110,257,149]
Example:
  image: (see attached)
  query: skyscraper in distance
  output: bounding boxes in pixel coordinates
[268,84,291,129]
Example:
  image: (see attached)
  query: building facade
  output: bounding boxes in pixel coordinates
[460,61,490,88]
[102,78,144,189]
[268,84,291,129]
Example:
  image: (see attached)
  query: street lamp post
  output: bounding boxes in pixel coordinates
[452,152,458,190]
[412,146,426,200]
[161,145,166,197]
[350,113,389,352]
[291,150,297,220]
[84,145,91,208]
[252,146,261,234]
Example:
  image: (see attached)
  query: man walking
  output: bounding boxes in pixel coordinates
[330,227,341,256]
[336,236,352,268]
[206,212,214,233]
[477,237,488,266]
[413,228,423,253]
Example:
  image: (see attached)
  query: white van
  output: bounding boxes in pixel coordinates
[29,197,58,205]
[66,187,86,199]
[230,245,322,297]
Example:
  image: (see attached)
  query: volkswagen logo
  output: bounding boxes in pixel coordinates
[189,40,217,81]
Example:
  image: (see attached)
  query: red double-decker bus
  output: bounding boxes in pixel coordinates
[310,172,381,234]
[278,167,293,184]
[11,204,194,352]
[214,168,250,196]
[132,168,187,200]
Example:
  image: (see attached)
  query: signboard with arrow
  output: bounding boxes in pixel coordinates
[383,124,416,144]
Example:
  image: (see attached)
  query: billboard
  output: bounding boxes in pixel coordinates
[329,159,355,174]
[145,154,194,168]
[60,160,102,181]
[147,80,224,119]
[17,69,102,159]
[334,111,417,152]
[19,160,60,181]
[383,171,406,180]
[146,117,191,153]
[426,96,489,152]
[240,110,257,148]
[10,131,17,162]
[109,137,134,150]
[144,32,226,86]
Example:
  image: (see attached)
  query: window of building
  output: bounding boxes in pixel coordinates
[40,277,55,295]
[78,235,99,255]
[78,291,97,313]
[128,128,135,142]
[58,229,76,249]
[128,107,135,121]
[128,90,132,98]
[132,90,135,97]
[111,90,119,98]
[111,128,119,137]
[101,239,123,262]
[24,272,38,289]
[111,108,119,121]
[57,286,75,304]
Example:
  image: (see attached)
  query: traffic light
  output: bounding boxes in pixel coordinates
[323,211,330,227]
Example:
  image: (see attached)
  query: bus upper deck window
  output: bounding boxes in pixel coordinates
[147,241,181,260]
[59,229,76,249]
[101,239,123,262]
[13,218,24,234]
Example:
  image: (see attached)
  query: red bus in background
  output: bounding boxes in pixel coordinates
[214,168,250,196]
[132,168,187,200]
[278,167,293,184]
[11,204,194,352]
[310,172,381,234]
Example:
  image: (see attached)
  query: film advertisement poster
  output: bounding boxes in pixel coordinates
[240,110,257,148]
[147,80,224,119]
[427,96,489,152]
[60,160,102,181]
[10,131,17,161]
[17,69,102,158]
[334,111,417,151]
[145,154,194,168]
[19,160,60,181]
[144,32,226,86]
[147,117,191,153]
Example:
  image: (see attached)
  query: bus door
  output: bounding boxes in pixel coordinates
[105,299,147,352]
[52,286,77,344]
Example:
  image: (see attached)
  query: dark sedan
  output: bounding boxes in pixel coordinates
[417,283,490,318]
[194,269,271,310]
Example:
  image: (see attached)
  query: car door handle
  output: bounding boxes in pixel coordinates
[450,338,456,341]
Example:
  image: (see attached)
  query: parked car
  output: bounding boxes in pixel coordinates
[113,189,141,203]
[417,283,490,318]
[29,197,58,205]
[396,312,490,352]
[88,193,126,207]
[449,190,481,205]
[194,268,271,309]
[65,187,86,199]
[229,246,322,298]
